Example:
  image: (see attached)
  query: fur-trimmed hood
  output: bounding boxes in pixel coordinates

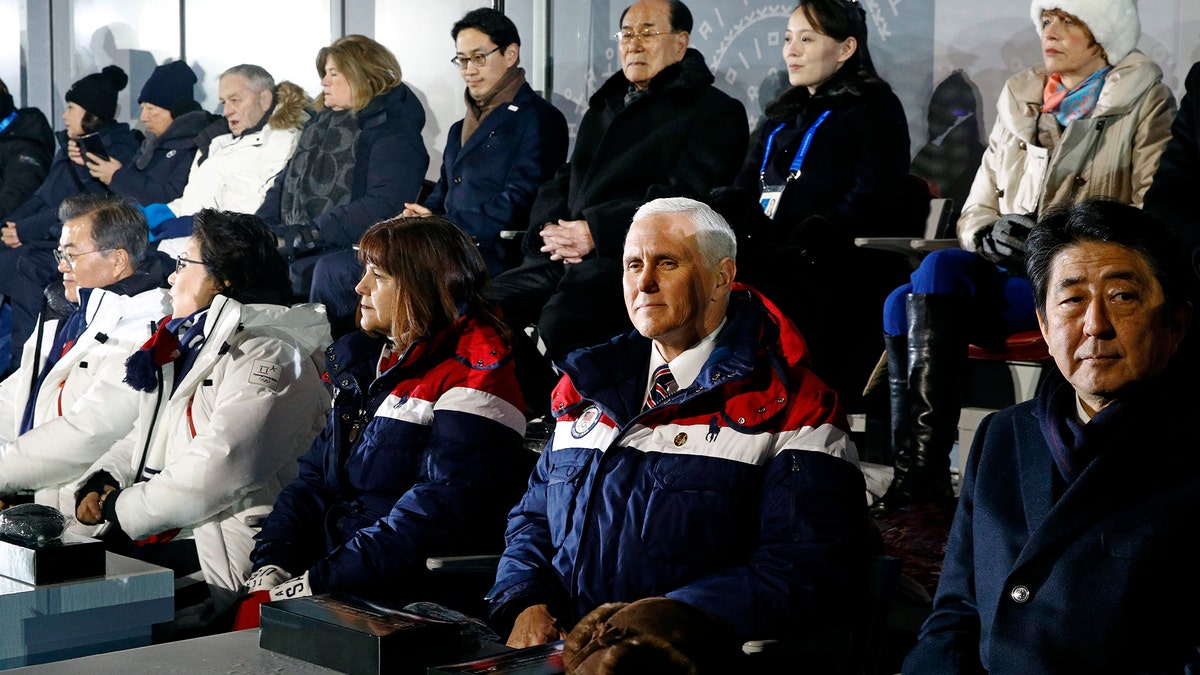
[269,81,310,131]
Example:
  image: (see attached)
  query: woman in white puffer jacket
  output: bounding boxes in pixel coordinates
[68,208,330,630]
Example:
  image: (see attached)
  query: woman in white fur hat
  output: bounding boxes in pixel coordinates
[871,0,1177,516]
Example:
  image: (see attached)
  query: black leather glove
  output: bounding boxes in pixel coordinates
[976,213,1036,270]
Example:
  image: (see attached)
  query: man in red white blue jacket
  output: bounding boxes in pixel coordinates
[490,196,869,648]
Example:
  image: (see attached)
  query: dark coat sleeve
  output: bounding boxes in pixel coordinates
[0,142,51,221]
[107,145,198,205]
[9,127,139,247]
[1145,61,1200,273]
[487,438,570,626]
[902,412,991,674]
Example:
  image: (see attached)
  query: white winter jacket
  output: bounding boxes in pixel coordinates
[166,123,301,217]
[0,285,170,506]
[65,295,331,606]
[958,50,1176,249]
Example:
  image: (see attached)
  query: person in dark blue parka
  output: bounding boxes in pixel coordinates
[0,78,54,222]
[407,8,567,276]
[86,60,225,207]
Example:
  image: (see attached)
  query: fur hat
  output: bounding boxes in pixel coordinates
[138,60,197,113]
[65,65,128,123]
[1030,0,1140,66]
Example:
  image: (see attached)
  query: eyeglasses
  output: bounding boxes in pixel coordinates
[451,46,501,70]
[612,29,674,44]
[175,256,206,274]
[54,248,111,269]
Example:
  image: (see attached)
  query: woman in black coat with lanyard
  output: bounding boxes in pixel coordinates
[731,0,911,408]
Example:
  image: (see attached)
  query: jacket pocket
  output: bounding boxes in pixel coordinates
[640,455,758,565]
[545,449,590,548]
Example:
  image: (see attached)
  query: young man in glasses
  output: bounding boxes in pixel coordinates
[0,194,170,510]
[484,0,749,418]
[407,7,568,276]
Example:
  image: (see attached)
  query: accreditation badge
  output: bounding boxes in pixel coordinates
[759,185,785,219]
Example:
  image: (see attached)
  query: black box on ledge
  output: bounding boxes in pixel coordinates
[259,593,468,675]
[427,640,566,675]
[0,532,106,585]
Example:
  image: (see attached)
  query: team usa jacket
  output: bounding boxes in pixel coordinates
[251,313,530,605]
[488,285,870,640]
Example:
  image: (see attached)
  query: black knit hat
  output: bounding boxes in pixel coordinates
[139,61,197,113]
[65,65,128,123]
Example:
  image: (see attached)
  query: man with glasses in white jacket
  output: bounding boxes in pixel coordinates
[0,194,170,509]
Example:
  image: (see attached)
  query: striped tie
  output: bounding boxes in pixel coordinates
[645,364,677,410]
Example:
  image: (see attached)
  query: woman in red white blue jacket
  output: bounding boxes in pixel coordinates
[247,215,529,607]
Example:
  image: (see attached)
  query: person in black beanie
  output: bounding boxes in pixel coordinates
[0,65,140,376]
[86,60,224,207]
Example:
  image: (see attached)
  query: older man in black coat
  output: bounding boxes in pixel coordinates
[487,0,748,387]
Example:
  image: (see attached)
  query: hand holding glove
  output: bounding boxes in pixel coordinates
[269,570,313,601]
[977,213,1036,270]
[244,564,292,593]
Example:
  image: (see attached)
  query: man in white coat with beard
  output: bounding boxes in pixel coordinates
[0,194,171,508]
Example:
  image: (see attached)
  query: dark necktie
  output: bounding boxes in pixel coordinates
[645,364,677,410]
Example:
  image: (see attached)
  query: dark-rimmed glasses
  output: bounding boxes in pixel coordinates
[54,248,111,269]
[175,256,206,274]
[451,46,501,70]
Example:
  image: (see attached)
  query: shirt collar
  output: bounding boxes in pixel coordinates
[644,317,727,397]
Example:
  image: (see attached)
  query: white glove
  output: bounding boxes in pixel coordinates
[245,564,292,593]
[269,570,313,601]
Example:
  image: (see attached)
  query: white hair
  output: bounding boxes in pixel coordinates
[630,197,737,268]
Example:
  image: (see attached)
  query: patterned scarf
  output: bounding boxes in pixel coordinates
[1035,367,1143,490]
[1042,66,1112,126]
[280,107,359,230]
[122,310,207,393]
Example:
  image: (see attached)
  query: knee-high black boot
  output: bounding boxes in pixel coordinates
[870,332,912,514]
[873,293,960,512]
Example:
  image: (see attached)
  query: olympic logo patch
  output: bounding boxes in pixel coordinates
[571,406,602,439]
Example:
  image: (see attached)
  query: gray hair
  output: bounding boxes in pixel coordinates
[57,194,149,267]
[630,197,737,268]
[220,64,275,94]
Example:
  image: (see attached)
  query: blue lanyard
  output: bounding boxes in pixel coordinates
[759,109,832,184]
[0,111,16,135]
